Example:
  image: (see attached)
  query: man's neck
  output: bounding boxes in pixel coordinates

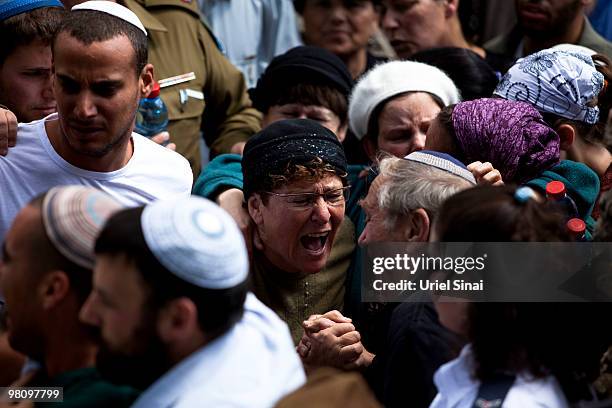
[569,140,612,179]
[43,323,98,379]
[523,16,585,56]
[438,19,487,59]
[45,118,134,173]
[166,334,208,367]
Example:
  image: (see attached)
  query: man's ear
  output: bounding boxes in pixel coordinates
[444,0,458,18]
[362,137,378,162]
[556,123,576,151]
[336,123,348,143]
[247,194,264,225]
[140,63,155,98]
[39,270,71,310]
[156,298,201,344]
[404,208,430,242]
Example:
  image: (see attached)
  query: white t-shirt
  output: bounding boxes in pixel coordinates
[430,345,570,408]
[0,113,193,245]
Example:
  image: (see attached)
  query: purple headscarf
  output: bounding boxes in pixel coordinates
[452,98,560,183]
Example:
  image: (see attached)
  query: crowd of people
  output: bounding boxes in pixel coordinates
[0,0,611,407]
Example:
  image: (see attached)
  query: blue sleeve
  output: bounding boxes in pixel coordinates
[192,154,243,199]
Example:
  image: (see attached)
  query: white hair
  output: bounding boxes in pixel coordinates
[376,156,473,230]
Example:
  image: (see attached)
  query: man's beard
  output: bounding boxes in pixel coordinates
[60,110,136,158]
[518,0,582,39]
[95,317,171,391]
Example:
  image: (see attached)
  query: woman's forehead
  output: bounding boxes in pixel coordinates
[276,174,344,192]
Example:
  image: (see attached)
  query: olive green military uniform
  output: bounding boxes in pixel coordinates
[124,0,262,177]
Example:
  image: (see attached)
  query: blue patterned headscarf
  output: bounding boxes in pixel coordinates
[494,48,604,125]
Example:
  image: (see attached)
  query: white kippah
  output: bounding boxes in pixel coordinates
[72,1,147,36]
[141,196,249,289]
[404,151,476,185]
[348,60,461,140]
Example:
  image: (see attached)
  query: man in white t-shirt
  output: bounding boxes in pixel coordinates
[0,2,193,246]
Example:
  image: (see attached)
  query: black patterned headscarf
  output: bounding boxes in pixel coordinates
[242,119,347,199]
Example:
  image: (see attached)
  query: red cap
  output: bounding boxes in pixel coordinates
[545,181,566,200]
[566,218,586,236]
[148,81,161,98]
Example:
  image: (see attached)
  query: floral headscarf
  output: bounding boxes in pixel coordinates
[494,49,604,125]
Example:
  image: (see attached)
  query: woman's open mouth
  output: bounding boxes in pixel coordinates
[300,231,330,254]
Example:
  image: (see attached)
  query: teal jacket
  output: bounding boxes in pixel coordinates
[526,160,600,240]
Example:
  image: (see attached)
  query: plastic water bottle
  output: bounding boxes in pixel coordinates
[545,181,579,220]
[135,81,168,138]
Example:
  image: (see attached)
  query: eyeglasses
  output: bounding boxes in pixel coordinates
[263,186,350,210]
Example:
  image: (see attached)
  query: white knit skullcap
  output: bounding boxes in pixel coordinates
[404,151,476,185]
[348,60,461,140]
[72,1,147,36]
[141,196,249,289]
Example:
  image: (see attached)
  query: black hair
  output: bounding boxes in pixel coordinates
[0,7,66,64]
[53,9,147,76]
[411,47,499,101]
[469,302,612,402]
[435,185,573,242]
[434,103,467,162]
[263,82,348,125]
[95,207,247,339]
[594,188,612,242]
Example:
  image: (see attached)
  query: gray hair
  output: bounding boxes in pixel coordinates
[376,156,474,230]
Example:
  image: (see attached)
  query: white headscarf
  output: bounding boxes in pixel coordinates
[348,61,461,140]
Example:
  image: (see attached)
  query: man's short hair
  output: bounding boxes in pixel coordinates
[95,207,247,339]
[0,7,66,64]
[376,155,473,229]
[53,9,147,76]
